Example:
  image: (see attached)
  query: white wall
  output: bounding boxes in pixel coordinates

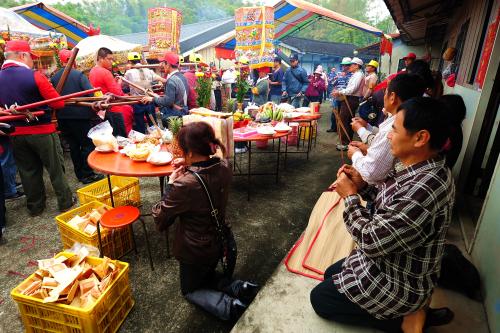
[442,84,481,177]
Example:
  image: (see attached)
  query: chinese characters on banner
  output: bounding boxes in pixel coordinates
[234,6,275,69]
[475,7,499,89]
[148,7,182,58]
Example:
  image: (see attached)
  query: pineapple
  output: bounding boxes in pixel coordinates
[167,117,183,157]
[226,98,237,113]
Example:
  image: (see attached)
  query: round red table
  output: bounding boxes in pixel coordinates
[88,150,174,207]
[233,130,290,200]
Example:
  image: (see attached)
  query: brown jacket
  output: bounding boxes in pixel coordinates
[152,158,232,264]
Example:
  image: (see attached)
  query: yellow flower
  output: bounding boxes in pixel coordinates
[195,71,204,77]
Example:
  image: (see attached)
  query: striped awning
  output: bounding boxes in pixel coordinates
[220,0,383,50]
[11,2,90,47]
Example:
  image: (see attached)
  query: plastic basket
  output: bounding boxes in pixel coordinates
[77,176,141,207]
[55,202,133,259]
[299,121,317,140]
[11,252,134,333]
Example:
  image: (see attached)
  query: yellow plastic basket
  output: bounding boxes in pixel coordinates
[299,121,317,140]
[77,176,141,207]
[55,202,133,259]
[11,252,134,333]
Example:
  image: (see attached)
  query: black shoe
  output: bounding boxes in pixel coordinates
[230,299,248,321]
[6,191,25,201]
[59,196,77,213]
[237,282,260,304]
[326,128,336,133]
[16,182,23,190]
[80,174,104,184]
[424,307,454,328]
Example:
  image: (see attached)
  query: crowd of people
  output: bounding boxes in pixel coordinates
[0,39,466,332]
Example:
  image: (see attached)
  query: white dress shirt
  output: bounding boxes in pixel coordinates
[357,123,379,145]
[339,70,364,97]
[352,115,395,185]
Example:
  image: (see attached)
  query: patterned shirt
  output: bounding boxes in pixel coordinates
[333,157,455,319]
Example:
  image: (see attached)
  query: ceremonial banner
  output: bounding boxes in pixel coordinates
[148,7,182,58]
[234,6,274,69]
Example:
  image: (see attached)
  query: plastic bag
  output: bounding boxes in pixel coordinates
[87,121,118,152]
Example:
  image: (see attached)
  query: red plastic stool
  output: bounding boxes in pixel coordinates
[97,206,154,270]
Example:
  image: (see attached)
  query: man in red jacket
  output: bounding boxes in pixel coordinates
[0,41,74,216]
[89,47,133,136]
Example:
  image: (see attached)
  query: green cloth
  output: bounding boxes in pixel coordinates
[253,78,270,106]
[11,133,73,214]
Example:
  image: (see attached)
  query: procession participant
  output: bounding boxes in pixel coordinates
[403,52,417,70]
[357,60,379,125]
[124,52,166,133]
[326,66,337,101]
[268,57,284,104]
[305,68,326,106]
[327,58,352,133]
[182,65,198,110]
[0,123,7,240]
[439,94,466,169]
[0,129,23,200]
[152,122,258,321]
[252,67,270,106]
[51,49,104,184]
[89,47,132,137]
[332,57,364,151]
[0,40,74,216]
[311,97,455,333]
[141,52,188,127]
[348,74,425,185]
[282,53,309,108]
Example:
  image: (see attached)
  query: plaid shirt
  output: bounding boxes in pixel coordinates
[332,157,455,319]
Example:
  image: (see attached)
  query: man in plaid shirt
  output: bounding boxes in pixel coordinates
[311,97,455,333]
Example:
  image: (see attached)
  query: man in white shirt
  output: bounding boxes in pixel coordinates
[347,74,425,184]
[332,57,364,151]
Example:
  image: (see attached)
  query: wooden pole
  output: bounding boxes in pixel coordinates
[11,88,101,112]
[120,77,159,98]
[55,47,79,93]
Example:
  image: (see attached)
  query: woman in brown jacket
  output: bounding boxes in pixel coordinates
[153,122,257,321]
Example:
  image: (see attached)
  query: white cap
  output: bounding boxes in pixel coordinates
[350,57,363,66]
[340,57,352,65]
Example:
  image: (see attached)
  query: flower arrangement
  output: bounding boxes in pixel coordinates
[235,69,250,104]
[195,71,213,109]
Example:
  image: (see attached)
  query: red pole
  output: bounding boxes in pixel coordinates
[0,111,45,122]
[11,88,101,112]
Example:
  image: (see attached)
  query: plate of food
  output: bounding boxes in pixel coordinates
[257,127,276,136]
[147,151,173,166]
[295,107,311,113]
[274,123,292,132]
[95,146,115,153]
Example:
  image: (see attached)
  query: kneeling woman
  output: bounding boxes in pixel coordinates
[153,122,257,321]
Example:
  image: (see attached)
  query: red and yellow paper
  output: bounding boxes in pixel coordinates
[235,6,275,69]
[148,7,182,58]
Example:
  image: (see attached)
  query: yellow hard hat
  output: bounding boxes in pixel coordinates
[367,60,379,69]
[127,52,141,61]
[0,39,5,45]
[238,55,249,65]
[189,53,203,63]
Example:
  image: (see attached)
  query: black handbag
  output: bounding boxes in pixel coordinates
[188,170,236,276]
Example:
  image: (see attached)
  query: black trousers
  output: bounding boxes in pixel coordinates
[310,259,403,333]
[178,230,239,320]
[214,90,222,111]
[0,163,5,233]
[58,119,96,181]
[105,111,127,137]
[338,96,360,145]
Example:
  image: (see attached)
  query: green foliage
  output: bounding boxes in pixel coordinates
[167,117,183,136]
[195,74,212,109]
[235,72,250,104]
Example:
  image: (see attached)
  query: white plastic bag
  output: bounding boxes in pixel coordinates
[88,121,118,152]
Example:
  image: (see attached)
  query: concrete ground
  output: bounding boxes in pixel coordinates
[0,105,489,333]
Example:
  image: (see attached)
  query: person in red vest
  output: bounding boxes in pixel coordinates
[0,40,74,216]
[89,47,133,136]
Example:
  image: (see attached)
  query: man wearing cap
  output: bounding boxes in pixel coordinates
[252,67,270,106]
[124,52,166,133]
[333,57,364,151]
[89,47,133,137]
[141,52,188,126]
[357,60,379,124]
[51,49,104,185]
[282,53,309,108]
[327,58,352,133]
[403,52,416,69]
[0,40,74,216]
[269,57,284,104]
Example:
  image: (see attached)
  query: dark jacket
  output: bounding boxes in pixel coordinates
[153,71,188,118]
[282,66,309,95]
[51,68,95,120]
[152,158,232,264]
